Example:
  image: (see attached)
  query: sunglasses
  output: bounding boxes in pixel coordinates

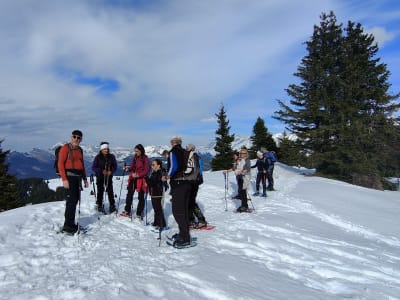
[72,135,82,140]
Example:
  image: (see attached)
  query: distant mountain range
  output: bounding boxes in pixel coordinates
[7,134,286,179]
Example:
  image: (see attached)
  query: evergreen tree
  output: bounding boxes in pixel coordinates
[211,104,235,171]
[249,117,277,158]
[274,11,400,186]
[277,132,303,166]
[0,140,22,211]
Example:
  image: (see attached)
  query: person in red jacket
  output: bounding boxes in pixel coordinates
[120,144,150,219]
[58,130,89,234]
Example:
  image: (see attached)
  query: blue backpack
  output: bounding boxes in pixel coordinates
[264,151,277,164]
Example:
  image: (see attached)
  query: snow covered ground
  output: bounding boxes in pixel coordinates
[0,163,399,300]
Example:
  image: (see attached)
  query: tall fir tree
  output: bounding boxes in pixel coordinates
[211,104,235,171]
[274,11,400,186]
[249,117,277,158]
[0,140,22,211]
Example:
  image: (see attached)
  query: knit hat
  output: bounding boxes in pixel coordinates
[100,141,109,151]
[257,150,263,157]
[170,136,182,144]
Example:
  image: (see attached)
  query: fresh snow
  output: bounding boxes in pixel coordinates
[0,163,400,299]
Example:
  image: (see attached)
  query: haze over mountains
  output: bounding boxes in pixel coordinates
[6,135,268,179]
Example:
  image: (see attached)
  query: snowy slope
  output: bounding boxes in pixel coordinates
[0,164,399,300]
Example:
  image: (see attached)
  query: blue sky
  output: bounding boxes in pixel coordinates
[0,0,399,151]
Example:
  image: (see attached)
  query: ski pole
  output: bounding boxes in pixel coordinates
[90,174,97,202]
[224,172,228,211]
[144,191,148,226]
[116,162,126,215]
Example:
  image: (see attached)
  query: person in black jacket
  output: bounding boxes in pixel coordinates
[163,136,192,248]
[148,159,166,229]
[251,151,267,197]
[91,141,117,213]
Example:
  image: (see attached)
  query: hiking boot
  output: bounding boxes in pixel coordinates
[261,192,267,197]
[171,233,180,240]
[134,215,143,221]
[267,187,275,191]
[109,205,116,213]
[62,224,78,234]
[173,239,191,248]
[195,221,207,229]
[236,206,249,213]
[119,211,131,217]
[252,192,259,196]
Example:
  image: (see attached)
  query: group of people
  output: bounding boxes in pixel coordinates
[224,148,276,212]
[58,130,207,248]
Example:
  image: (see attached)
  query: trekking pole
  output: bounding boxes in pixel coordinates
[224,172,228,211]
[77,182,82,242]
[103,162,110,213]
[90,174,97,203]
[144,191,148,226]
[116,162,127,215]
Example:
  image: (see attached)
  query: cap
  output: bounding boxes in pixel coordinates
[72,130,83,137]
[170,135,182,144]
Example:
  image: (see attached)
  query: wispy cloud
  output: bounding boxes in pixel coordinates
[0,0,399,151]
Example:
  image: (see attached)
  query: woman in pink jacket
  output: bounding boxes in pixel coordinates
[120,144,149,219]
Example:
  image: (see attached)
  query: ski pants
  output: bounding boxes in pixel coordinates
[151,196,166,228]
[170,180,191,242]
[267,165,274,189]
[96,174,115,206]
[237,175,248,208]
[64,175,81,228]
[255,172,267,193]
[188,183,205,223]
[124,179,136,214]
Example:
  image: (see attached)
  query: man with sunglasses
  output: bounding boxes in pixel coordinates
[58,130,89,234]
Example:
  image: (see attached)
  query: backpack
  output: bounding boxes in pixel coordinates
[54,143,83,175]
[183,150,201,181]
[263,151,277,165]
[269,151,277,163]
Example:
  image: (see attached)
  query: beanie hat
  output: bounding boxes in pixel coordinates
[100,142,109,150]
[257,150,263,157]
[170,135,182,144]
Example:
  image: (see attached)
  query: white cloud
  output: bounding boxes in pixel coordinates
[367,26,396,47]
[1,0,398,151]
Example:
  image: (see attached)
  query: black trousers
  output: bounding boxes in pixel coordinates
[151,196,166,227]
[255,172,267,193]
[237,175,248,208]
[267,165,274,189]
[188,183,205,223]
[124,179,136,214]
[96,175,115,206]
[64,175,81,228]
[171,180,191,242]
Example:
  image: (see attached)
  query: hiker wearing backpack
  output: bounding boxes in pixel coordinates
[91,142,118,213]
[120,144,149,219]
[162,136,192,248]
[58,130,88,234]
[185,144,207,229]
[251,150,267,197]
[263,149,276,191]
